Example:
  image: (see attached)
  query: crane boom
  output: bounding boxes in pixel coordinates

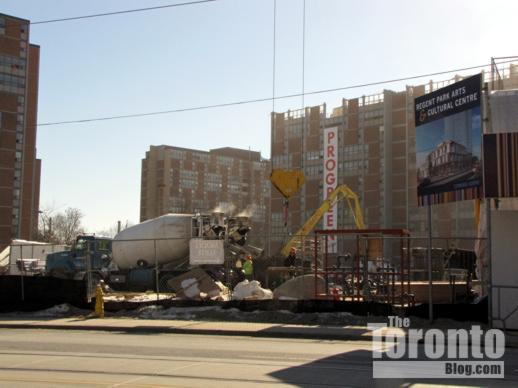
[280,184,365,257]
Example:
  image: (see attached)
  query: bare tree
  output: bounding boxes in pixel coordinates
[96,220,135,238]
[51,207,84,245]
[37,208,55,242]
[95,224,118,239]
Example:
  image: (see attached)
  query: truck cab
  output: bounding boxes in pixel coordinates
[45,235,112,280]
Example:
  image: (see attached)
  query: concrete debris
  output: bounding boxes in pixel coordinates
[273,275,326,300]
[10,303,89,318]
[232,280,273,300]
[167,268,229,300]
[120,306,487,328]
[131,305,374,326]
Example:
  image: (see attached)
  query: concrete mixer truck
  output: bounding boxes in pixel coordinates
[45,213,260,291]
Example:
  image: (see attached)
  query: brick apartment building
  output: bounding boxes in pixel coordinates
[270,64,518,252]
[140,145,271,243]
[0,14,41,251]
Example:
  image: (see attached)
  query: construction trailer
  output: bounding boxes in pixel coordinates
[0,240,68,276]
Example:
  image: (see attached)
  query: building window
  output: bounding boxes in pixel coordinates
[170,149,186,160]
[204,172,222,191]
[192,153,209,163]
[217,156,233,167]
[306,151,321,161]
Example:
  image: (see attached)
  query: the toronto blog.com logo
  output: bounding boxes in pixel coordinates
[368,316,505,379]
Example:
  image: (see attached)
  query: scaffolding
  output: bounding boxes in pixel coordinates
[312,228,413,306]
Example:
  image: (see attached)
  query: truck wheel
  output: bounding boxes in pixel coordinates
[158,274,176,293]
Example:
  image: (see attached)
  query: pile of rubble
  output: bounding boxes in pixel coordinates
[157,268,326,301]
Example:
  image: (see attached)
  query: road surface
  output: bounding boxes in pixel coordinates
[0,328,517,387]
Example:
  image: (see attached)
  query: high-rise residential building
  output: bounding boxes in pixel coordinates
[140,145,271,243]
[0,14,41,251]
[270,64,518,253]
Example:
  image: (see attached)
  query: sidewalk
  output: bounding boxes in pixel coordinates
[0,316,381,341]
[1,316,517,347]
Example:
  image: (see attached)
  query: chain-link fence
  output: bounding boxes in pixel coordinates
[1,233,487,310]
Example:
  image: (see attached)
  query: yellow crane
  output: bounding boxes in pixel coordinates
[280,184,365,257]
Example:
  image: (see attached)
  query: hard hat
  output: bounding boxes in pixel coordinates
[246,255,252,260]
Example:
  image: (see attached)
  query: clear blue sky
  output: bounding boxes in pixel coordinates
[2,0,516,232]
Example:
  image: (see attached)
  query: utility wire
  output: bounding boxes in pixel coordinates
[300,0,306,170]
[37,59,517,127]
[272,0,277,114]
[31,0,218,25]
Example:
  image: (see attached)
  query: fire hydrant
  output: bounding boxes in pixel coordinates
[95,283,104,318]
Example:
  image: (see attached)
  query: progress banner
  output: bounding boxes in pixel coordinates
[323,127,338,253]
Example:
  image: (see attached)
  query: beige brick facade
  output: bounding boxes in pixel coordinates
[140,145,271,244]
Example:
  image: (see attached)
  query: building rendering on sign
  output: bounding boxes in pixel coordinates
[270,64,518,252]
[0,14,41,251]
[419,140,473,180]
[140,145,271,242]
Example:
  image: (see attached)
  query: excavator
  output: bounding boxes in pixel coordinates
[280,184,365,257]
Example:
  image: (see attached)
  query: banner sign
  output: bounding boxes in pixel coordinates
[415,74,482,205]
[323,127,338,253]
[415,74,482,127]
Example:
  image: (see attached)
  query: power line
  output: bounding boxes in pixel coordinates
[31,0,219,25]
[37,59,517,127]
[300,0,306,170]
[271,0,277,114]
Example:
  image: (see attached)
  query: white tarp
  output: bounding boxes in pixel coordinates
[491,210,518,330]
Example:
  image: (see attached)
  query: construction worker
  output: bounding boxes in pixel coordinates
[284,247,297,267]
[242,255,254,281]
[235,258,245,282]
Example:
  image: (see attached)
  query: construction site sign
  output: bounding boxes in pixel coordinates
[323,126,338,253]
[415,73,482,205]
[189,239,224,265]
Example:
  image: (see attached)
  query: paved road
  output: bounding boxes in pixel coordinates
[0,328,517,387]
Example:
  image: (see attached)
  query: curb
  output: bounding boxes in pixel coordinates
[2,322,517,348]
[0,323,367,342]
